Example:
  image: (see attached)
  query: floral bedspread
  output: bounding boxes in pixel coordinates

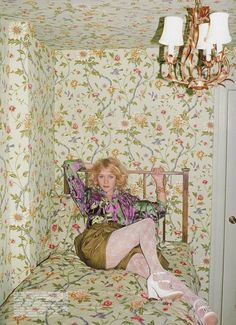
[0,242,199,325]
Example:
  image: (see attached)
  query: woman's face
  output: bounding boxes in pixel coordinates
[97,167,116,197]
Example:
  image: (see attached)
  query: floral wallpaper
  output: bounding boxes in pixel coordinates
[0,17,55,305]
[53,48,220,300]
[1,13,236,309]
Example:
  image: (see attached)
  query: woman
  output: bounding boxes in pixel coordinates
[64,157,218,325]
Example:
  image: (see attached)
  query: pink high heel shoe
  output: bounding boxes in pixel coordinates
[194,299,218,325]
[147,272,183,301]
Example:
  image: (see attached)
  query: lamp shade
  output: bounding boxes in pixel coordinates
[207,12,232,44]
[197,23,210,49]
[159,16,184,46]
[197,23,213,61]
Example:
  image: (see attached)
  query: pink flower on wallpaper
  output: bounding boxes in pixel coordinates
[72,122,78,129]
[162,305,169,312]
[133,67,141,75]
[91,136,98,143]
[102,299,113,307]
[140,292,148,299]
[114,292,123,298]
[114,54,120,61]
[131,315,144,321]
[9,105,16,111]
[197,194,204,201]
[51,224,58,232]
[175,138,183,145]
[174,230,182,236]
[72,224,80,230]
[174,269,182,275]
[156,123,162,131]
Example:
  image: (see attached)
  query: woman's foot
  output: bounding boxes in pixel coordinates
[147,271,183,301]
[194,299,218,325]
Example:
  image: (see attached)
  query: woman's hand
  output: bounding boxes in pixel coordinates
[84,162,93,170]
[152,167,166,204]
[151,167,165,187]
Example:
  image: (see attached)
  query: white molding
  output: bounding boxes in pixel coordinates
[209,86,227,320]
[209,81,236,321]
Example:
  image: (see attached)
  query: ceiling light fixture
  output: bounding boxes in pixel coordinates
[159,0,232,96]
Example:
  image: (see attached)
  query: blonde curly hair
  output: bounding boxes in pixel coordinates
[89,157,128,190]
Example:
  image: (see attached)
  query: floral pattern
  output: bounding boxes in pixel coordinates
[0,17,55,305]
[53,47,218,301]
[0,0,236,49]
[1,9,236,312]
[0,238,199,325]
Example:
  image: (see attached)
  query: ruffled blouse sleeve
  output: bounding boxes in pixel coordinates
[63,159,90,214]
[120,192,166,224]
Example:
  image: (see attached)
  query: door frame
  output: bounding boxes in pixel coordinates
[209,81,236,321]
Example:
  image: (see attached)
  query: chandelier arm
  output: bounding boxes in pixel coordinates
[164,77,189,87]
[207,56,231,86]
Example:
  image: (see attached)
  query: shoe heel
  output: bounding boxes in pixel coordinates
[147,284,159,299]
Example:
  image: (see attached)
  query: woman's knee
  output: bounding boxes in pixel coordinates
[139,218,155,228]
[126,253,149,277]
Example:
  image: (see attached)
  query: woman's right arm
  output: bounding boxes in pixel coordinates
[63,159,91,214]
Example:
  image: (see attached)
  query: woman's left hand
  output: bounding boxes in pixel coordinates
[151,167,165,187]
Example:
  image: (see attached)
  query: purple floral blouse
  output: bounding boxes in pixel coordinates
[63,160,166,228]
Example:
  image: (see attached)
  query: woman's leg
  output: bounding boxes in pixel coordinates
[126,251,217,324]
[126,253,150,278]
[106,219,183,300]
[106,219,217,324]
[167,274,218,325]
[106,218,164,273]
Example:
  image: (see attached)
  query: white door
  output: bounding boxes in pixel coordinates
[210,85,236,325]
[221,89,236,325]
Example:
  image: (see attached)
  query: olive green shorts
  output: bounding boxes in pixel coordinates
[74,221,169,270]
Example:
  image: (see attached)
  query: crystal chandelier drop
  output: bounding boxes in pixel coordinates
[159,0,232,96]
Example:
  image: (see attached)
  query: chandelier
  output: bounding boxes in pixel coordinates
[159,0,232,96]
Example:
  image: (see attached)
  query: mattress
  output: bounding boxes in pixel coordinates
[0,241,199,325]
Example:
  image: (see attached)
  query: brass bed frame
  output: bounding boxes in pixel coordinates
[63,166,190,243]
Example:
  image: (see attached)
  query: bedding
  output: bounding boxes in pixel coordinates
[0,242,199,325]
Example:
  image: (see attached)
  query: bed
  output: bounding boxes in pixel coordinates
[0,166,200,325]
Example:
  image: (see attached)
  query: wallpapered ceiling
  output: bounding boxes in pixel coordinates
[0,0,236,49]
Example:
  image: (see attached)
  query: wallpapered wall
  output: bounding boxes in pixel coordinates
[0,17,55,305]
[53,49,216,299]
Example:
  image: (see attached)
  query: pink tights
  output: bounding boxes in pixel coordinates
[106,218,204,307]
